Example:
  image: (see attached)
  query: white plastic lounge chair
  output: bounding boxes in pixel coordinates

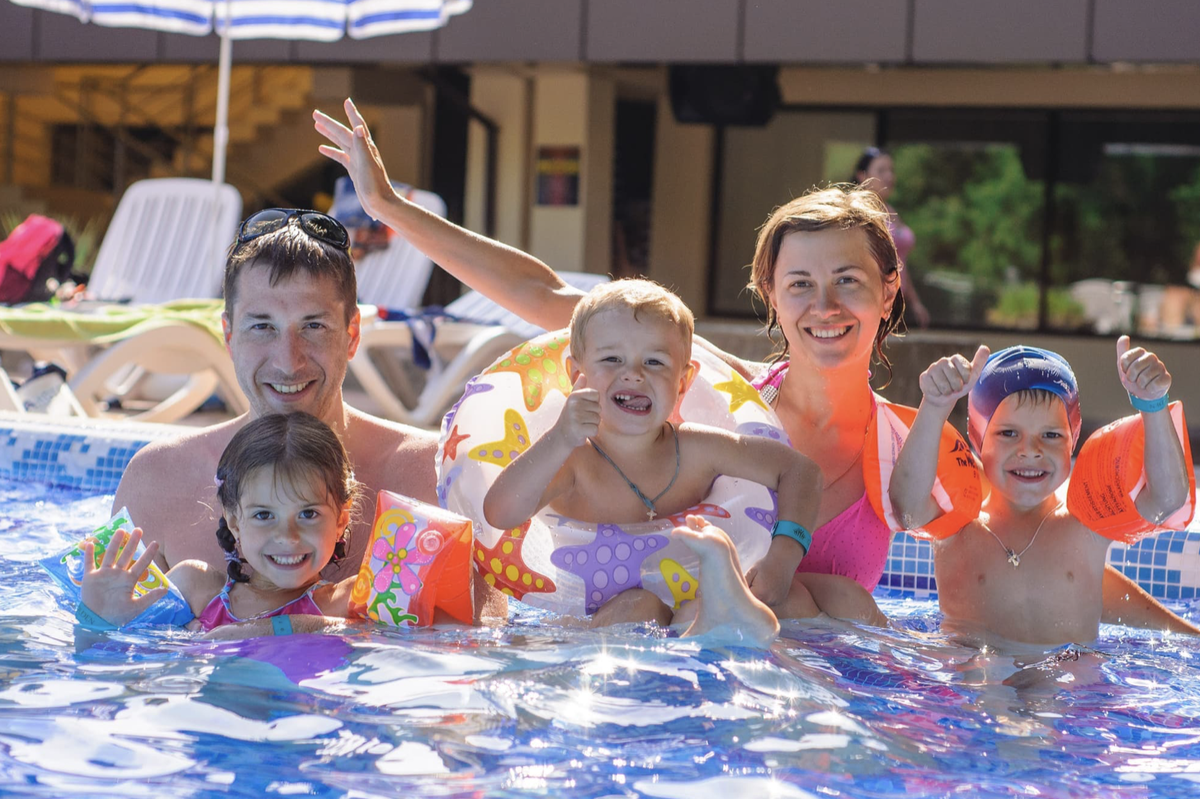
[351,271,610,428]
[86,178,243,304]
[0,364,86,417]
[353,188,446,313]
[0,367,21,412]
[0,178,247,423]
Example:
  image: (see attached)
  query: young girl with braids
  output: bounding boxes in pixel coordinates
[81,412,361,636]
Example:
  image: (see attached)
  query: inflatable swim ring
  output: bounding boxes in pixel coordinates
[436,330,789,618]
[349,490,475,626]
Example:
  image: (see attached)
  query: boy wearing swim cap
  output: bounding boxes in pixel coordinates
[484,279,880,642]
[890,338,1198,648]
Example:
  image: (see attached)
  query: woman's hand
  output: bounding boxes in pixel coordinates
[80,528,168,627]
[313,98,397,221]
[918,345,989,410]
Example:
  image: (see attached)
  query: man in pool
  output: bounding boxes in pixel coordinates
[112,209,506,621]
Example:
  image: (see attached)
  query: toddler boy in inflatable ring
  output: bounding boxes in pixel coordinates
[889,338,1199,649]
[484,279,853,644]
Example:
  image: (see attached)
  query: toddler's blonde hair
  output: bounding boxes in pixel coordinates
[569,278,694,357]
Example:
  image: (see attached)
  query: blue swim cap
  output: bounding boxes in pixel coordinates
[967,346,1081,453]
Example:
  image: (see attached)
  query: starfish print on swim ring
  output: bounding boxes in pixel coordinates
[550,524,670,615]
[442,379,494,431]
[441,424,470,465]
[659,558,699,609]
[485,334,572,411]
[712,370,770,414]
[474,521,557,600]
[735,421,786,442]
[436,464,463,508]
[469,409,532,468]
[745,489,778,532]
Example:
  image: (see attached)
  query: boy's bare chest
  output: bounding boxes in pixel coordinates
[934,520,1108,635]
[554,446,713,525]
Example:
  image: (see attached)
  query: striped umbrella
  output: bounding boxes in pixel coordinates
[10,0,471,183]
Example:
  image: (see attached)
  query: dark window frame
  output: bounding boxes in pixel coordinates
[706,103,1200,340]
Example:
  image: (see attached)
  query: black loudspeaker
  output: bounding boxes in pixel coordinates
[669,65,780,127]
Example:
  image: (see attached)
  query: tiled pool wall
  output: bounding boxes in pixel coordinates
[4,413,1199,602]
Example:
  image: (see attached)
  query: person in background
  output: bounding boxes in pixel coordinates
[854,147,931,329]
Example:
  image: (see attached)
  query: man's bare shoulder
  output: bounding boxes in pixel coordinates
[121,420,240,476]
[115,419,241,503]
[343,408,439,503]
[113,417,245,568]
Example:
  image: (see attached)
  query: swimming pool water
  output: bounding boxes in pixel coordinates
[3,478,1200,799]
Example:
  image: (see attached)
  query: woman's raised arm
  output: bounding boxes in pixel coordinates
[314,98,584,331]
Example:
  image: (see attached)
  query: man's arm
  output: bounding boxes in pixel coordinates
[1102,564,1200,634]
[112,442,186,571]
[112,424,231,573]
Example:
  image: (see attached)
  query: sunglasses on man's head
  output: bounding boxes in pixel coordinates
[235,208,350,251]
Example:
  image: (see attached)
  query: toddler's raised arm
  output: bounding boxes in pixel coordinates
[484,375,599,530]
[890,346,989,531]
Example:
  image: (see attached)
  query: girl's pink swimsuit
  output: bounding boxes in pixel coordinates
[197,580,325,632]
[753,361,892,590]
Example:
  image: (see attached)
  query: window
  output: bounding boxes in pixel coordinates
[708,106,1200,340]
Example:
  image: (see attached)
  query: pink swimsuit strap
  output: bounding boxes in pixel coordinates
[197,580,326,632]
[750,360,892,590]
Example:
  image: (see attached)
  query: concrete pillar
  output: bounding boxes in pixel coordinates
[526,69,613,275]
[648,97,714,316]
[465,69,530,249]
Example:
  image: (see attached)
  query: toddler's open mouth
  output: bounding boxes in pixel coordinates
[613,393,652,414]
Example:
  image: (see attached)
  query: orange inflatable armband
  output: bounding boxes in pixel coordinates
[1067,402,1194,543]
[864,400,983,540]
[349,490,475,626]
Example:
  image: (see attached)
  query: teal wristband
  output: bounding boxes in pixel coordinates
[271,615,294,636]
[1129,392,1169,413]
[75,603,118,632]
[771,520,812,556]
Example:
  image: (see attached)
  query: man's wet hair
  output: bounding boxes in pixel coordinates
[223,222,357,324]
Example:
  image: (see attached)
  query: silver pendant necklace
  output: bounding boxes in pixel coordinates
[588,423,680,521]
[982,502,1060,568]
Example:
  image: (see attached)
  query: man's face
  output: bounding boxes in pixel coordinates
[222,264,360,424]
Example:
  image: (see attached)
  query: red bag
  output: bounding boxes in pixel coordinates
[0,215,75,304]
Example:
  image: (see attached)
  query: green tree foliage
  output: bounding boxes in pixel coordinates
[890,144,1043,287]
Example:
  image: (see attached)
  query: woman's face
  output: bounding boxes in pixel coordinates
[768,228,896,372]
[857,154,895,202]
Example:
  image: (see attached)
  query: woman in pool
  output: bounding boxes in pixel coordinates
[853,147,931,329]
[315,101,901,621]
[80,412,363,636]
